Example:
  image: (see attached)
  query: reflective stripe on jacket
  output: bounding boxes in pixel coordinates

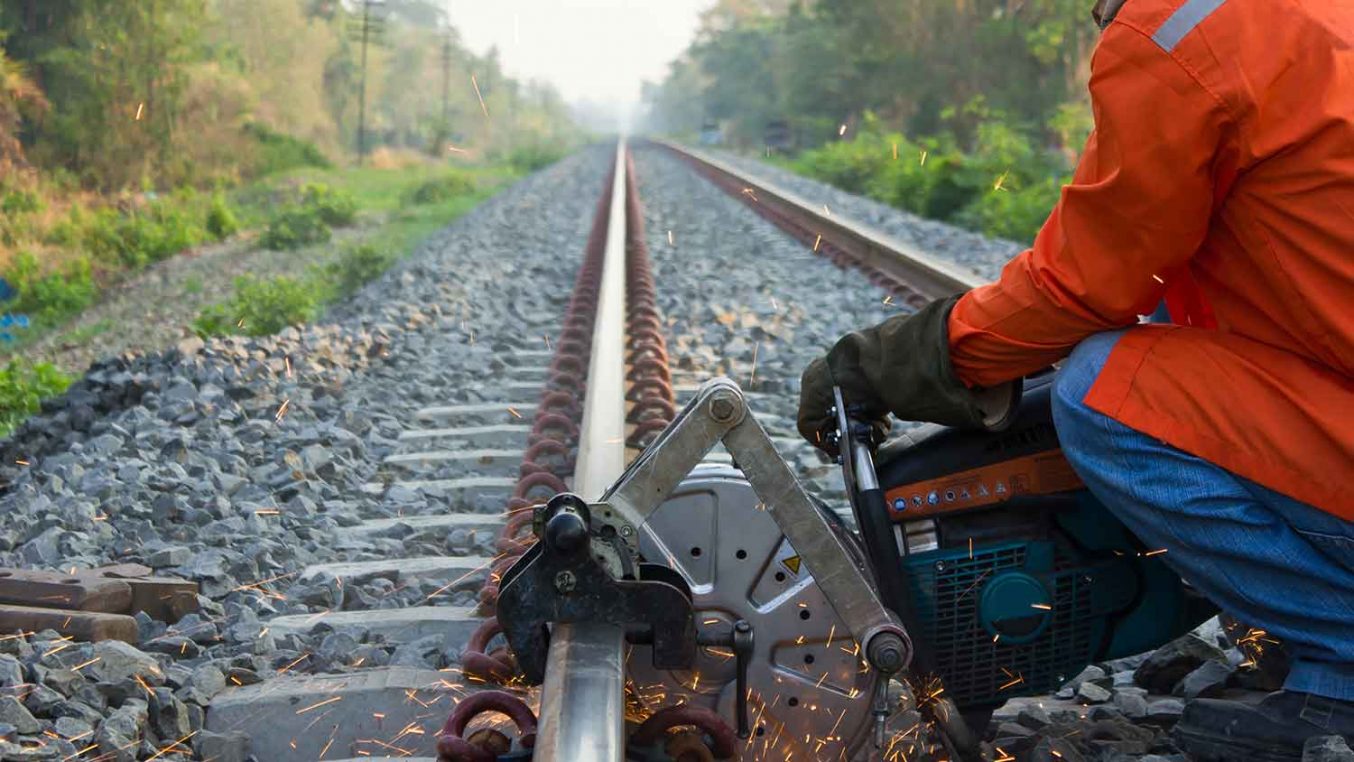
[948,0,1354,517]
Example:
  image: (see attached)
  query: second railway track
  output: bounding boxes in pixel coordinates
[0,137,992,762]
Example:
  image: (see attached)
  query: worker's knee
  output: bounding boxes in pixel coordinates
[1050,330,1127,462]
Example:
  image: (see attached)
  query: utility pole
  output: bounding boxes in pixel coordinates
[348,0,385,164]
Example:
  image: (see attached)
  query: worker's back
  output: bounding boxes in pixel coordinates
[1148,0,1354,378]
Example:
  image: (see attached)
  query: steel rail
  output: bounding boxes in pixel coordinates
[651,138,985,301]
[532,139,631,762]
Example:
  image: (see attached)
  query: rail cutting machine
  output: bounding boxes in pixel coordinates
[497,376,1213,760]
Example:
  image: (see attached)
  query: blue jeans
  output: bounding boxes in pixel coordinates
[1051,330,1354,701]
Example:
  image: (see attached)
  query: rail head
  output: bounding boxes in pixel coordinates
[651,138,987,299]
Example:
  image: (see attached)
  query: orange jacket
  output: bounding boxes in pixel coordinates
[948,0,1354,518]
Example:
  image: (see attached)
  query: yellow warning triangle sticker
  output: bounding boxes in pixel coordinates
[782,555,802,575]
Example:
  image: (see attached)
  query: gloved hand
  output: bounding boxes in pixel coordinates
[797,295,1021,453]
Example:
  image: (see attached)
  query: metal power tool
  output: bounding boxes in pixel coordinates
[498,375,1214,760]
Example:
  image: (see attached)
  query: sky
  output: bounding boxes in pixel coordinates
[445,0,714,114]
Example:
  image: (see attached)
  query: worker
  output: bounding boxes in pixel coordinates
[796,0,1353,758]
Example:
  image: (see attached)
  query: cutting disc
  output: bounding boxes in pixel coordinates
[627,463,878,759]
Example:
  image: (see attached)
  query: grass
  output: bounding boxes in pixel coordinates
[0,156,523,438]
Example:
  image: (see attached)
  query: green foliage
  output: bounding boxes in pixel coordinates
[504,143,567,174]
[3,251,97,322]
[1,189,43,214]
[243,122,332,176]
[193,275,319,338]
[205,193,240,239]
[83,203,207,269]
[401,172,477,207]
[259,204,331,250]
[955,177,1065,242]
[257,183,357,250]
[790,114,1065,243]
[300,183,357,226]
[0,359,73,436]
[329,243,395,295]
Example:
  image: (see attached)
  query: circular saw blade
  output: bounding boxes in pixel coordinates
[627,464,878,759]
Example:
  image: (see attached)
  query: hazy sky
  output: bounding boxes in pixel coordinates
[445,0,714,109]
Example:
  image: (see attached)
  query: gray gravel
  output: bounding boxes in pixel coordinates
[0,145,614,760]
[632,145,904,505]
[707,147,1024,282]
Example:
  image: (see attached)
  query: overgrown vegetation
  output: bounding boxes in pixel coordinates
[193,274,319,338]
[0,359,72,435]
[788,111,1066,241]
[401,172,478,207]
[0,1,579,436]
[646,0,1100,242]
[193,242,395,339]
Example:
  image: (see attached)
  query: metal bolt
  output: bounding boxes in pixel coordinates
[619,524,635,538]
[708,390,742,423]
[554,570,577,594]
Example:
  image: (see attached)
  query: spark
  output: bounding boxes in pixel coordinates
[826,624,836,650]
[446,143,470,155]
[668,230,674,245]
[134,102,145,121]
[702,618,721,625]
[993,171,1010,192]
[296,696,343,715]
[892,142,898,160]
[15,459,28,466]
[995,748,1016,762]
[1143,548,1169,556]
[69,657,100,672]
[274,399,290,423]
[61,744,99,761]
[507,407,522,419]
[993,633,1001,643]
[998,672,1025,691]
[285,356,292,377]
[749,341,760,387]
[277,653,312,674]
[823,204,831,216]
[920,149,928,166]
[254,508,280,516]
[969,537,973,559]
[544,334,552,350]
[813,234,822,252]
[838,124,847,136]
[883,295,893,306]
[471,75,489,117]
[741,187,759,202]
[145,731,197,760]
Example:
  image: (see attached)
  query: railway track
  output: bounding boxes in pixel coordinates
[0,138,1005,761]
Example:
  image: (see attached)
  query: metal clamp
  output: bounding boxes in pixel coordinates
[594,378,912,675]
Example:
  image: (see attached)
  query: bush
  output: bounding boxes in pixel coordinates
[259,205,330,250]
[193,274,319,338]
[244,122,332,176]
[300,183,357,227]
[83,203,207,269]
[955,176,1063,242]
[505,143,567,174]
[401,172,477,207]
[330,243,395,295]
[1,190,43,215]
[205,193,240,239]
[0,360,73,436]
[4,252,97,323]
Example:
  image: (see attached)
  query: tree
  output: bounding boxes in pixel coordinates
[0,39,46,171]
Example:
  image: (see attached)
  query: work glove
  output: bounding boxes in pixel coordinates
[797,294,1021,453]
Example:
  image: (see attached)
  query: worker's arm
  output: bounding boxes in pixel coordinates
[948,23,1234,388]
